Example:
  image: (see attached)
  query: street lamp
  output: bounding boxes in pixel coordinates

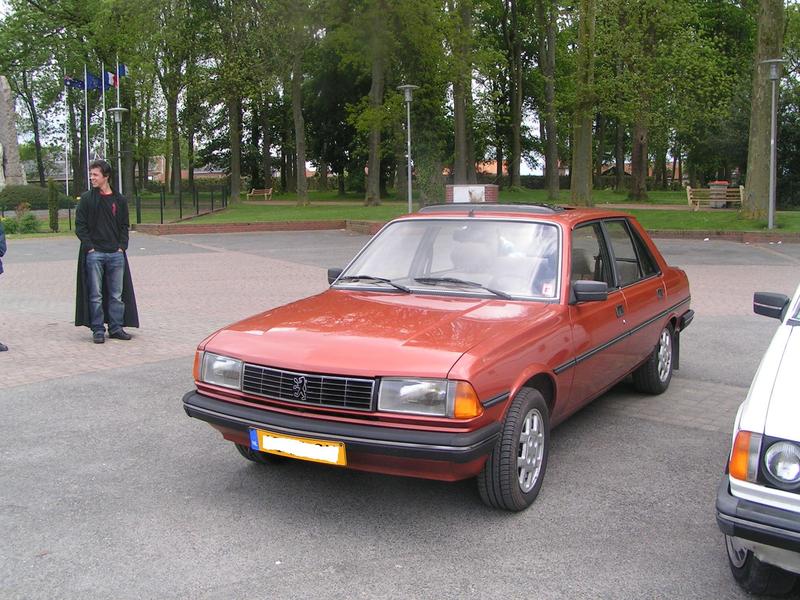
[761,58,784,230]
[397,84,418,213]
[107,106,128,192]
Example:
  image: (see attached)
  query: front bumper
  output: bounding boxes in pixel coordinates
[183,390,500,478]
[716,476,800,553]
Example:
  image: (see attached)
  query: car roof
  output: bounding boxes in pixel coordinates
[409,203,634,226]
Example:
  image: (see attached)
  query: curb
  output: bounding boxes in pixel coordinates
[132,220,799,243]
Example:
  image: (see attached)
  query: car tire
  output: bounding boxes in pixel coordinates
[632,324,674,394]
[724,535,797,596]
[235,443,282,465]
[478,388,550,511]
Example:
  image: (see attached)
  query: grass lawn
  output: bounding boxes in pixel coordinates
[6,188,799,236]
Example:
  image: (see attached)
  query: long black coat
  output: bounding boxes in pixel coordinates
[74,188,139,329]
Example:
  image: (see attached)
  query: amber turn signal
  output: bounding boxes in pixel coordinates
[453,381,483,419]
[729,430,761,482]
[193,351,203,382]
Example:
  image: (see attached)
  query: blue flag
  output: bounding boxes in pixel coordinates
[85,72,108,91]
[64,76,84,90]
[117,64,128,77]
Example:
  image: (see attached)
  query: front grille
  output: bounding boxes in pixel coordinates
[242,364,375,411]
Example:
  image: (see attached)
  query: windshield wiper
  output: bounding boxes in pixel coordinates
[413,277,513,299]
[336,275,411,293]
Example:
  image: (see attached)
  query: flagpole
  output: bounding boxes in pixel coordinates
[101,61,107,158]
[64,69,69,198]
[115,55,122,191]
[83,64,90,190]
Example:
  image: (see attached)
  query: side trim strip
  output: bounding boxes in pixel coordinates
[482,392,509,408]
[553,296,691,374]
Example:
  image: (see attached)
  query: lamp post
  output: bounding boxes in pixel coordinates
[761,58,784,230]
[107,106,128,192]
[397,84,418,213]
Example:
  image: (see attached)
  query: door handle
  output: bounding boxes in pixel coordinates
[657,288,664,299]
[616,305,625,318]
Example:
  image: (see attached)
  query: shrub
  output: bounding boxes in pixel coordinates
[1,217,18,234]
[0,184,72,211]
[18,213,39,233]
[48,179,59,232]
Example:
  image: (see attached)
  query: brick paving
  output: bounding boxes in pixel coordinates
[1,232,798,435]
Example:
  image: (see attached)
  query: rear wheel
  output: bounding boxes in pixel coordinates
[478,388,549,511]
[235,443,282,465]
[632,324,674,394]
[724,535,797,596]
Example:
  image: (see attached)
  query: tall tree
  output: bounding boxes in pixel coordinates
[744,0,786,219]
[570,0,596,205]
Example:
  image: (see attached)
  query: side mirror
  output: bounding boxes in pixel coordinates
[754,292,790,321]
[572,279,608,303]
[327,267,343,285]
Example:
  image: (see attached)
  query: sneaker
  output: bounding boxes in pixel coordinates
[93,332,105,344]
[0,342,7,352]
[109,329,132,341]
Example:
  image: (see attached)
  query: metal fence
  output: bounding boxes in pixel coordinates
[131,185,230,224]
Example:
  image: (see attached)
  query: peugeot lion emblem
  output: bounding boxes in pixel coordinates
[292,375,308,402]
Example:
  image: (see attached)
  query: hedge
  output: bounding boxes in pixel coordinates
[0,184,73,210]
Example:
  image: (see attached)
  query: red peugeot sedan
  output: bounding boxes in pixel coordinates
[183,204,692,511]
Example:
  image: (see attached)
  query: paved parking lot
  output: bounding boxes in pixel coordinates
[1,231,799,598]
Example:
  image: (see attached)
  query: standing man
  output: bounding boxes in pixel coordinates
[0,218,7,351]
[75,159,139,343]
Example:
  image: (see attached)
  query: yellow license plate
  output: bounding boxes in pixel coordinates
[250,428,347,466]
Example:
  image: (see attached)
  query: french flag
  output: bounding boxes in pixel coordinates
[104,71,117,88]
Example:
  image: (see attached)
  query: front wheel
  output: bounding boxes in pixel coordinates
[724,535,797,596]
[632,324,674,394]
[478,388,550,511]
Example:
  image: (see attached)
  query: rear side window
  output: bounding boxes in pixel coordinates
[604,220,658,286]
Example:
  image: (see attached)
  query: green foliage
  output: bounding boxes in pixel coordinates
[1,213,40,234]
[47,179,59,232]
[0,185,71,211]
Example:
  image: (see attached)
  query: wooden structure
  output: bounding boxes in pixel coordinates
[686,185,744,210]
[247,188,273,201]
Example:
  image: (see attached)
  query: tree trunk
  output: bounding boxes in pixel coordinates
[262,96,272,188]
[68,91,82,193]
[452,0,472,184]
[502,0,523,188]
[166,92,180,194]
[466,90,477,184]
[18,72,45,186]
[537,0,558,200]
[338,172,345,196]
[594,112,605,187]
[614,119,625,192]
[570,0,596,206]
[629,121,649,200]
[228,94,242,201]
[365,38,385,206]
[744,0,785,219]
[292,52,308,206]
[318,157,329,191]
[394,118,407,201]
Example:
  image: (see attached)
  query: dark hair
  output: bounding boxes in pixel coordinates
[89,159,112,178]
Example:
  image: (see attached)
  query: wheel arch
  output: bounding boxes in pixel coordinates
[509,368,557,416]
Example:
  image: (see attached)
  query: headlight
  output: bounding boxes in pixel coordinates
[764,441,800,487]
[201,352,243,389]
[378,378,482,419]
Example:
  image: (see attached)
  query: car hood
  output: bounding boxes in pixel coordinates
[203,290,553,378]
[762,324,800,441]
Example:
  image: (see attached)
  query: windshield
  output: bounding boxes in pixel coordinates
[337,218,561,299]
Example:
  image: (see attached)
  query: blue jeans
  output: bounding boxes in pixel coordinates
[86,251,125,334]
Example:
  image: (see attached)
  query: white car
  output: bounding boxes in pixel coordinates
[717,284,800,596]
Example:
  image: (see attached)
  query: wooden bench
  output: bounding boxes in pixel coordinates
[247,187,273,201]
[686,185,743,210]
